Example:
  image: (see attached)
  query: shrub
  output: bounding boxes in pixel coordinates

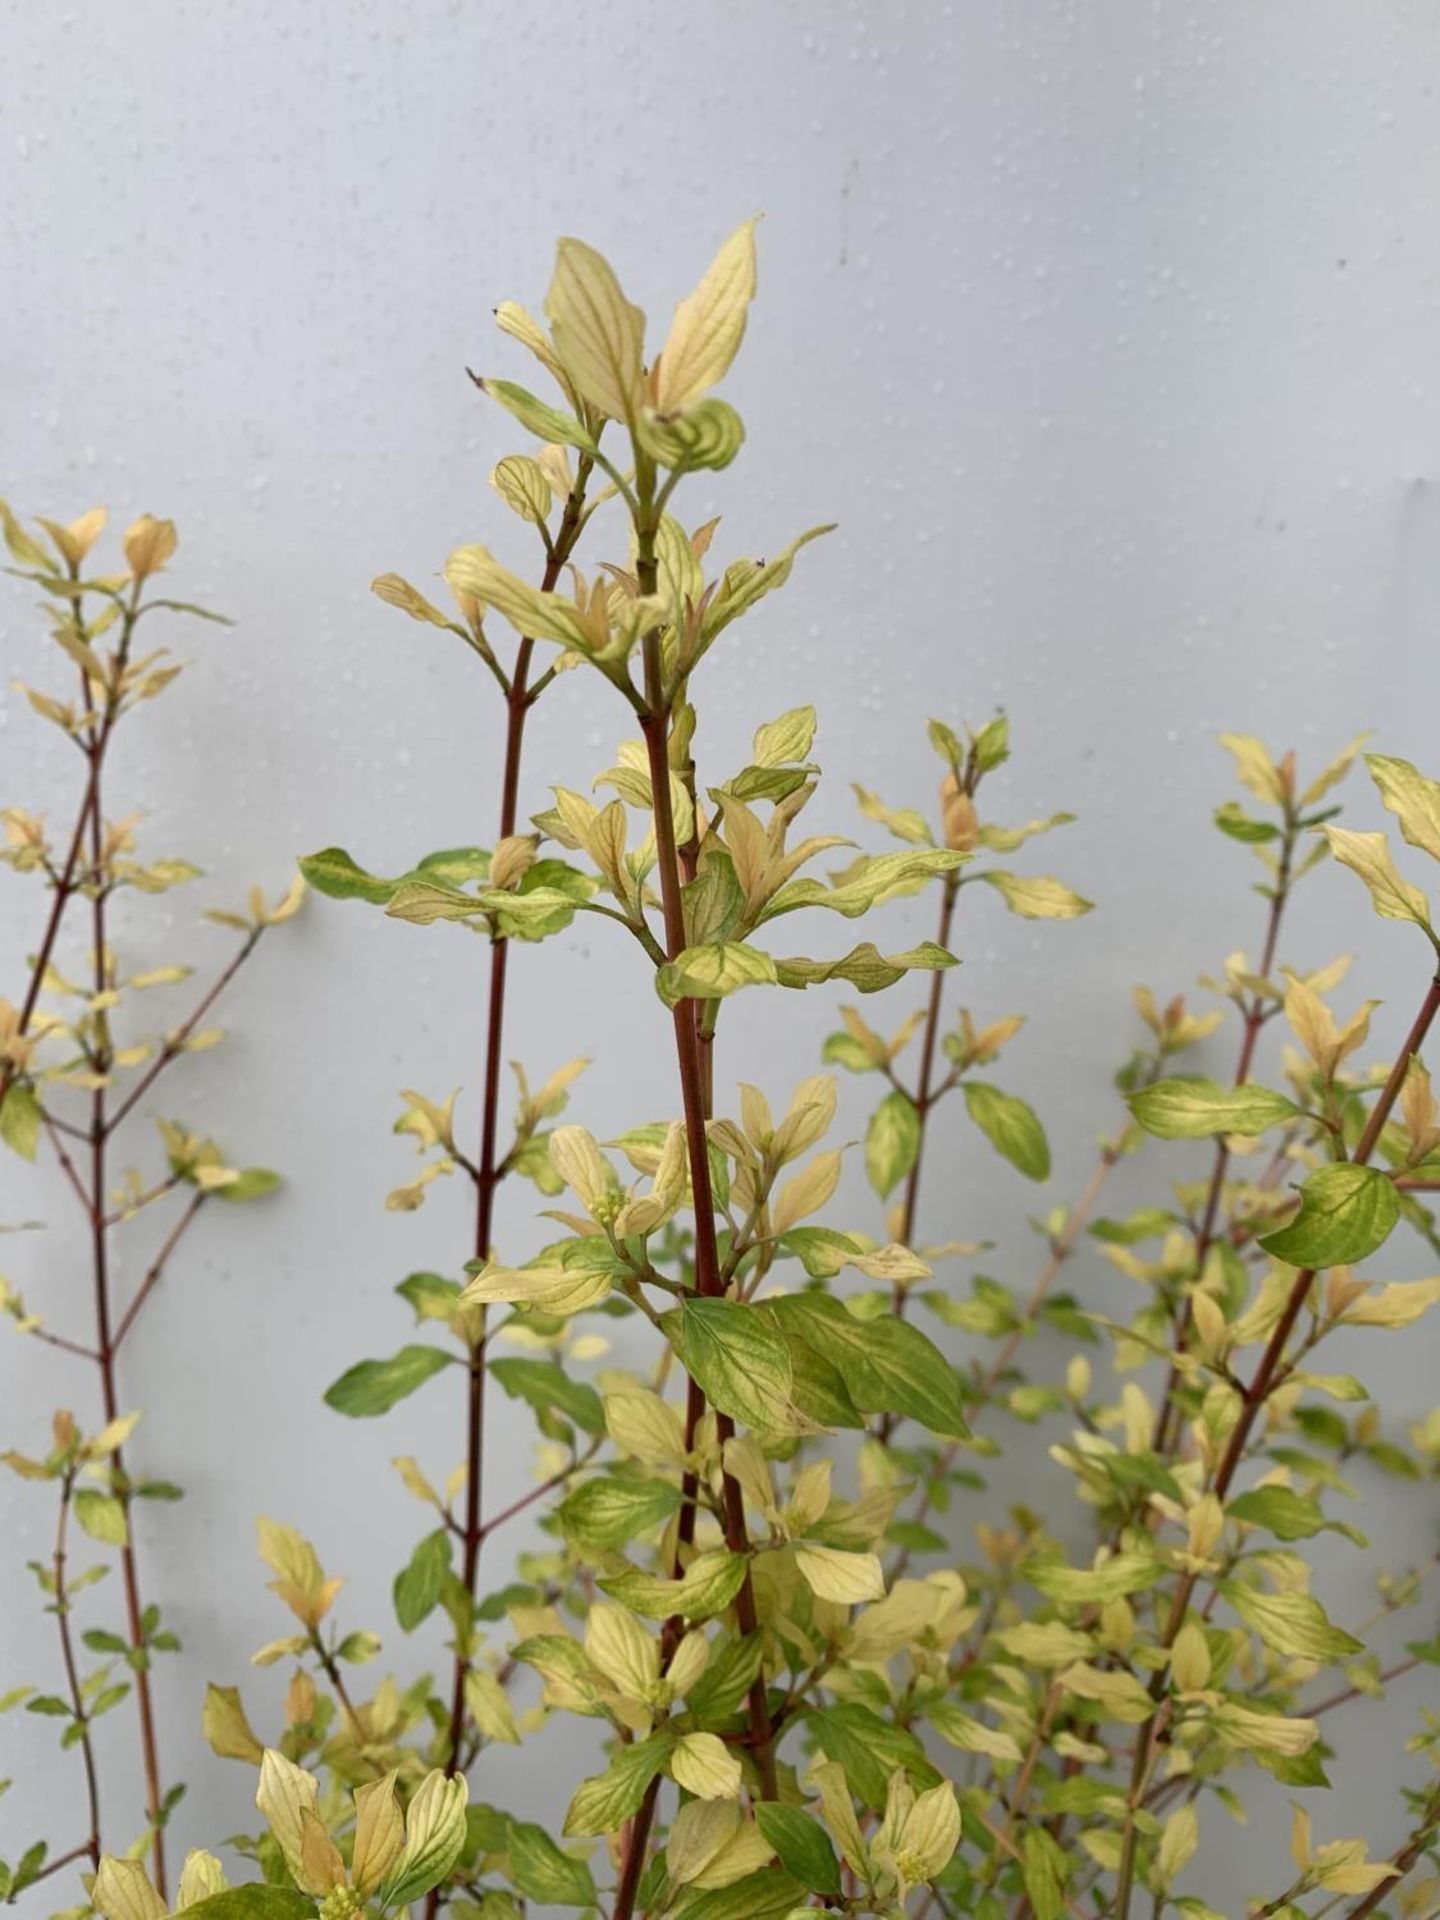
[6,228,1440,1920]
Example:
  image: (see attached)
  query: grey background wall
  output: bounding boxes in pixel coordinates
[4,0,1440,1907]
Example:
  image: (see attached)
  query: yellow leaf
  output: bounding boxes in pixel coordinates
[123,515,178,581]
[490,455,553,526]
[671,1730,743,1800]
[174,1852,228,1910]
[1220,732,1285,806]
[1367,753,1440,862]
[771,1147,843,1234]
[1157,1804,1199,1883]
[93,1859,167,1920]
[653,219,759,414]
[257,1749,341,1895]
[545,237,646,423]
[461,1261,611,1318]
[372,572,453,628]
[351,1774,404,1898]
[668,1800,742,1887]
[584,1603,658,1698]
[464,1666,521,1745]
[1321,826,1431,930]
[793,1543,886,1605]
[604,1389,689,1467]
[1342,1276,1440,1329]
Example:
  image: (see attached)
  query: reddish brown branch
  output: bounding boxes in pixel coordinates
[52,1472,102,1874]
[104,932,262,1136]
[1152,840,1294,1454]
[897,870,961,1256]
[112,1192,207,1350]
[435,464,593,1800]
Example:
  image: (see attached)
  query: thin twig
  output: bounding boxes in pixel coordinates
[112,1192,207,1350]
[432,458,593,1820]
[1152,830,1295,1455]
[52,1471,102,1872]
[103,931,262,1135]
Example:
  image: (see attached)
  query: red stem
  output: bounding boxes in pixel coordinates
[436,466,592,1793]
[610,555,777,1920]
[105,932,262,1136]
[112,1193,207,1350]
[53,1473,102,1873]
[1152,839,1294,1452]
[88,776,168,1895]
[897,871,960,1254]
[0,756,105,1116]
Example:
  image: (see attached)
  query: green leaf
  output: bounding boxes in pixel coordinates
[1089,1209,1176,1245]
[775,1227,910,1283]
[638,398,746,473]
[324,1345,455,1417]
[672,1870,808,1920]
[394,1527,452,1632]
[297,846,396,903]
[385,878,486,925]
[1214,801,1279,845]
[557,1476,682,1552]
[771,941,958,996]
[73,1490,128,1548]
[378,1772,470,1905]
[396,1272,462,1324]
[963,1082,1050,1181]
[702,526,834,642]
[1258,1164,1400,1268]
[478,377,598,453]
[686,1634,764,1722]
[505,1818,598,1906]
[766,1294,968,1439]
[598,1548,747,1623]
[973,715,1010,772]
[486,885,587,941]
[1227,1487,1363,1546]
[1224,1584,1364,1663]
[1127,1078,1300,1140]
[178,1890,316,1920]
[297,845,490,907]
[928,717,963,774]
[752,707,817,769]
[211,1167,281,1203]
[1021,1829,1068,1920]
[754,1302,865,1430]
[1027,1553,1163,1604]
[865,1091,920,1199]
[563,1730,675,1836]
[753,1804,842,1897]
[655,942,778,1005]
[805,1704,940,1811]
[763,849,965,922]
[672,1298,799,1433]
[489,1358,605,1435]
[0,1085,42,1162]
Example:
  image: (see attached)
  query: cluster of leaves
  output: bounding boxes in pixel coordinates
[0,509,298,1901]
[9,229,1440,1920]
